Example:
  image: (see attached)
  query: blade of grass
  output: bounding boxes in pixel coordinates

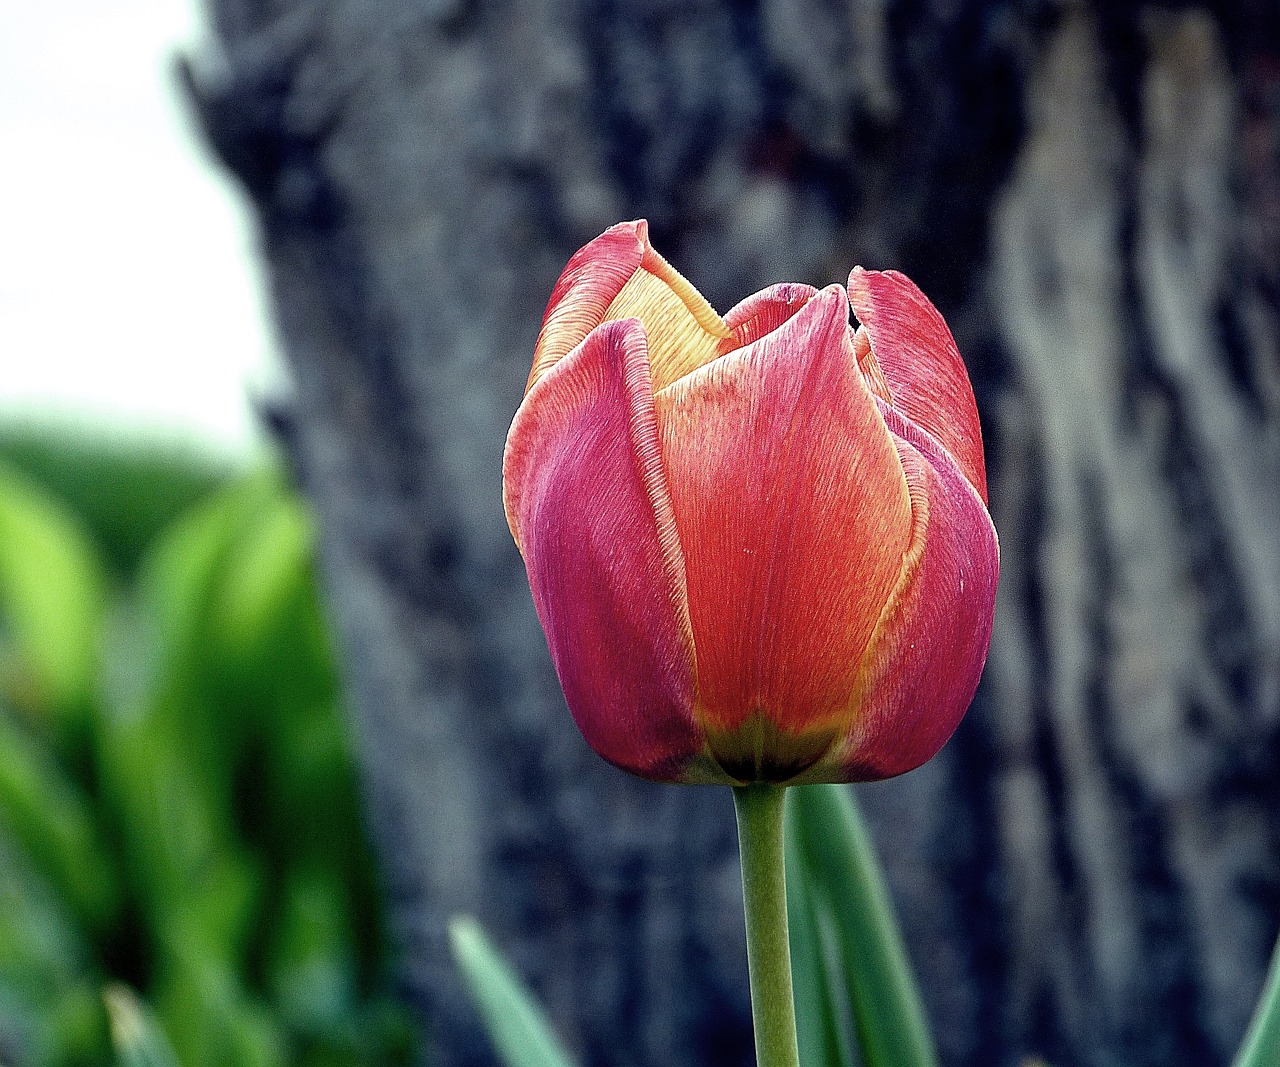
[449,916,577,1067]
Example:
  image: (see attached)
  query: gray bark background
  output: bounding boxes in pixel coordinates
[183,2,1280,1066]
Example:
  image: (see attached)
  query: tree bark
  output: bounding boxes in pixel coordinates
[183,3,1280,1066]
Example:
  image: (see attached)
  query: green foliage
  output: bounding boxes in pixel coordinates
[104,986,180,1067]
[0,423,416,1067]
[0,418,231,577]
[787,785,938,1067]
[1234,936,1280,1067]
[784,828,856,1067]
[0,462,107,750]
[449,917,577,1067]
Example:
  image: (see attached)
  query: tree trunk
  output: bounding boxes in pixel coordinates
[183,3,1280,1065]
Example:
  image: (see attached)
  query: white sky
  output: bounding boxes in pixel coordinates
[0,0,279,456]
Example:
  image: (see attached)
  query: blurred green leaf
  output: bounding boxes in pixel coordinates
[104,984,180,1067]
[785,825,856,1067]
[95,474,282,945]
[0,432,413,1067]
[0,836,109,1066]
[0,417,234,576]
[0,462,107,742]
[266,864,358,1038]
[0,713,119,934]
[96,682,261,964]
[789,785,937,1067]
[129,470,281,698]
[1234,935,1280,1067]
[153,945,287,1067]
[0,835,91,986]
[449,916,577,1067]
[210,493,316,677]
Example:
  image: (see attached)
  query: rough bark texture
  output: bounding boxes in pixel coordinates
[184,3,1280,1066]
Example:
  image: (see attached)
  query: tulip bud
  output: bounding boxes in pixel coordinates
[504,221,998,785]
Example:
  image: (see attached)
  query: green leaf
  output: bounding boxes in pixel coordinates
[785,823,857,1067]
[0,833,91,986]
[152,946,288,1067]
[265,864,358,1037]
[789,785,937,1067]
[95,475,280,943]
[0,415,234,576]
[0,712,120,933]
[0,461,108,741]
[0,833,111,1065]
[448,916,577,1067]
[104,984,181,1067]
[96,686,261,962]
[129,470,280,695]
[210,493,316,676]
[1233,936,1280,1067]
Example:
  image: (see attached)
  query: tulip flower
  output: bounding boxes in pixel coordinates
[504,220,996,1067]
[504,220,998,787]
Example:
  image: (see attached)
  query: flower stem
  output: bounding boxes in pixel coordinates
[734,783,801,1067]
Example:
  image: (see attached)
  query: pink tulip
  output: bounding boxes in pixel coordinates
[504,221,998,784]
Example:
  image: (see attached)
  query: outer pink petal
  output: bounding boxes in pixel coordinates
[848,267,989,503]
[817,404,998,782]
[655,285,915,782]
[527,222,647,392]
[503,319,706,781]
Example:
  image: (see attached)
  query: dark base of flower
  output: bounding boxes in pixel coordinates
[705,713,836,784]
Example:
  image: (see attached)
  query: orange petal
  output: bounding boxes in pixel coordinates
[504,319,704,780]
[847,267,988,503]
[655,285,914,781]
[817,402,998,782]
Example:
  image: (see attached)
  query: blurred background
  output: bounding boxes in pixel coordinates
[1,2,416,1064]
[2,2,1279,1067]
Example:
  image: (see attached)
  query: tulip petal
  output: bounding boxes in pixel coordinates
[818,405,998,782]
[721,283,819,350]
[604,239,731,391]
[848,267,988,503]
[529,221,732,396]
[504,319,708,781]
[528,222,647,393]
[655,285,915,782]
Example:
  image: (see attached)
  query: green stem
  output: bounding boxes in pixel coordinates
[734,784,801,1067]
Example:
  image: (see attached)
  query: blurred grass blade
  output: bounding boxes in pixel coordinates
[449,916,577,1067]
[790,785,937,1067]
[104,984,181,1067]
[0,835,110,1063]
[785,825,857,1067]
[1233,936,1280,1067]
